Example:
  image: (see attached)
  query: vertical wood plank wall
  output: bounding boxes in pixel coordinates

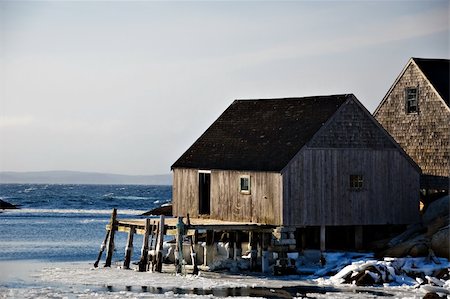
[282,148,420,226]
[173,168,282,225]
[172,168,199,217]
[374,62,450,177]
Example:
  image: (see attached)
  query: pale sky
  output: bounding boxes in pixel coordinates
[0,1,449,175]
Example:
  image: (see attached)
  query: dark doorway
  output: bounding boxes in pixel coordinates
[199,173,211,215]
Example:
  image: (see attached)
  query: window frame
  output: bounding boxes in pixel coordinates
[239,175,251,194]
[405,87,419,114]
[349,174,364,191]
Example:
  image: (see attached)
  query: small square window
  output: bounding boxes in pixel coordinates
[350,175,363,191]
[405,88,418,114]
[240,175,251,194]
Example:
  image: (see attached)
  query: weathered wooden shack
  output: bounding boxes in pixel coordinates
[374,58,449,190]
[172,94,421,250]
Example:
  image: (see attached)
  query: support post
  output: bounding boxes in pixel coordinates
[249,231,257,271]
[301,229,306,251]
[104,208,117,267]
[155,215,165,272]
[175,217,184,274]
[138,219,151,272]
[261,232,270,273]
[186,214,199,275]
[320,225,326,252]
[123,225,135,269]
[355,225,363,250]
[94,229,110,268]
[234,231,242,260]
[204,230,214,266]
[227,232,235,259]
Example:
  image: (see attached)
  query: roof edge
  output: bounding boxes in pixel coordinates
[351,95,422,173]
[411,58,450,112]
[281,94,353,173]
[373,58,414,116]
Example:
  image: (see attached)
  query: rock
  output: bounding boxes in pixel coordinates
[423,196,449,225]
[355,272,376,286]
[381,235,429,257]
[141,204,172,216]
[431,225,449,259]
[422,292,442,299]
[409,243,429,257]
[0,199,18,209]
[433,268,449,280]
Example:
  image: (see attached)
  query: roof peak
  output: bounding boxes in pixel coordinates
[234,94,354,102]
[412,57,450,62]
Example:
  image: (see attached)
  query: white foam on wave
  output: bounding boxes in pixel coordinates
[7,208,147,215]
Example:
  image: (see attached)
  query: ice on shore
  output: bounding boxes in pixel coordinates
[1,251,449,298]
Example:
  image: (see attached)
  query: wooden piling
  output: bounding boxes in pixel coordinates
[175,217,184,274]
[149,221,157,272]
[204,230,214,266]
[234,231,242,260]
[320,225,326,252]
[104,208,117,267]
[261,232,270,273]
[355,225,363,250]
[228,232,235,260]
[138,219,151,272]
[94,229,110,268]
[123,225,135,269]
[155,215,165,272]
[249,232,258,271]
[186,214,199,275]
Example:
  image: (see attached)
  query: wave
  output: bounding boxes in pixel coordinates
[5,208,147,215]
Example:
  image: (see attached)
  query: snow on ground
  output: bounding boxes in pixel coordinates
[0,252,448,298]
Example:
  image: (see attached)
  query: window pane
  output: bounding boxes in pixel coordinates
[240,177,249,191]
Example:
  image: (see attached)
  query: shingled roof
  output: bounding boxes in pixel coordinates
[172,94,350,172]
[413,57,449,106]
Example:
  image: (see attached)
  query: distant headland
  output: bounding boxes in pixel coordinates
[0,171,172,185]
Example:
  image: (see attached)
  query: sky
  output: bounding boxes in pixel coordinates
[0,1,449,176]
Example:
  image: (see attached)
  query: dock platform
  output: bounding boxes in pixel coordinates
[96,208,279,274]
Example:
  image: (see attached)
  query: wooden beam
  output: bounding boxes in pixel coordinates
[104,208,117,267]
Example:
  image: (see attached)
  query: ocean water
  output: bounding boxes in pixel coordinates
[0,184,171,263]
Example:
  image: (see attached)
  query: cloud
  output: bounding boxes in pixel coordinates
[0,116,34,128]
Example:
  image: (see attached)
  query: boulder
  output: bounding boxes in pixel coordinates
[431,225,449,259]
[0,199,18,209]
[141,204,172,216]
[423,196,449,225]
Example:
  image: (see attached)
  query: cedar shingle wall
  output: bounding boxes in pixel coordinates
[308,100,395,149]
[374,63,450,177]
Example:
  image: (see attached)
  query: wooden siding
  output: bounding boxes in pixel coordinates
[374,62,450,177]
[172,168,199,218]
[173,168,282,225]
[282,148,420,226]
